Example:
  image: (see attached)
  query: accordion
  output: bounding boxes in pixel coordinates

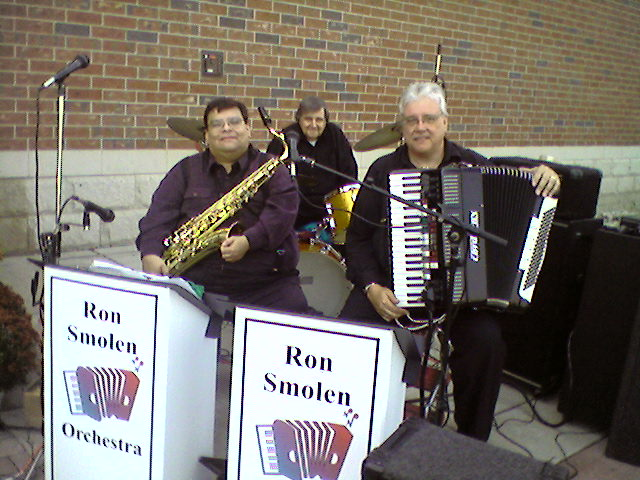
[256,420,353,480]
[64,366,140,422]
[388,165,558,311]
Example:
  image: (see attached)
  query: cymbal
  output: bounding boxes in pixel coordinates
[167,117,205,143]
[353,121,402,151]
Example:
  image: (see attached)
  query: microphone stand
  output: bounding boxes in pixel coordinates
[292,154,507,426]
[425,226,464,426]
[39,83,68,265]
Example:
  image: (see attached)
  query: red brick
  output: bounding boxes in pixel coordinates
[1,4,27,16]
[92,102,126,115]
[103,90,136,103]
[106,65,137,78]
[15,18,53,34]
[159,104,190,116]
[136,139,166,148]
[67,10,102,25]
[90,1,127,15]
[103,40,136,53]
[137,91,168,103]
[166,137,195,149]
[102,139,134,148]
[167,93,197,104]
[200,4,226,16]
[168,22,198,35]
[126,5,159,19]
[92,126,124,137]
[125,126,156,138]
[66,36,102,51]
[170,70,199,82]
[138,44,169,56]
[138,67,170,80]
[127,55,159,68]
[158,33,188,46]
[255,11,279,23]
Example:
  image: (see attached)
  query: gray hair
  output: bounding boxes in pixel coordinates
[398,82,448,116]
[295,96,329,122]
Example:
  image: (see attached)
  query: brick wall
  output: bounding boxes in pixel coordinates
[1,0,639,151]
[0,0,639,255]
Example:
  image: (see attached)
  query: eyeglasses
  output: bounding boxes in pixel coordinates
[401,113,444,128]
[208,116,245,129]
[300,115,325,124]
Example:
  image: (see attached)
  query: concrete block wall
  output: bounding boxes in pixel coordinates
[1,145,638,256]
[0,148,189,255]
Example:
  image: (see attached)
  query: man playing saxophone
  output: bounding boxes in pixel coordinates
[136,97,310,313]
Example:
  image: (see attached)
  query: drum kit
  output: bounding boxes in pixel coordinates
[166,116,401,316]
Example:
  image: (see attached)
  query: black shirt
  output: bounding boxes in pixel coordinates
[266,122,357,228]
[344,139,491,290]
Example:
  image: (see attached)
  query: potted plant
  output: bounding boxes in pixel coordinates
[0,281,40,399]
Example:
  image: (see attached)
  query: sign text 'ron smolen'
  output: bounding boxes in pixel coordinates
[263,345,352,406]
[67,301,137,354]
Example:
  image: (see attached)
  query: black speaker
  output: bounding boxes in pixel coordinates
[362,418,570,479]
[605,301,640,466]
[490,156,602,220]
[498,218,602,393]
[558,229,640,429]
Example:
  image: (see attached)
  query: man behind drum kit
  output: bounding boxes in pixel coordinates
[266,96,358,243]
[339,81,561,441]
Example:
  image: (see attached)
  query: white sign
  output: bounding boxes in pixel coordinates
[227,307,406,480]
[48,276,158,478]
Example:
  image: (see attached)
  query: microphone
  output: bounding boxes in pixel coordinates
[285,130,301,160]
[285,130,300,177]
[71,196,115,223]
[41,55,90,89]
[257,106,272,127]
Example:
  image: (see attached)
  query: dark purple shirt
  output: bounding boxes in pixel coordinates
[136,146,300,295]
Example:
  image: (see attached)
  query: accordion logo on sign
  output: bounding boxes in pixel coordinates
[63,366,140,422]
[256,419,353,480]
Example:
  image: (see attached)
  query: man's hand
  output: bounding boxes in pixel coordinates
[141,254,170,275]
[220,235,250,262]
[521,165,561,197]
[366,283,410,323]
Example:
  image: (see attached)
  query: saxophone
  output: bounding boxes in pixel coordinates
[162,119,289,276]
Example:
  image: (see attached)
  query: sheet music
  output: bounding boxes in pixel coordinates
[88,259,200,299]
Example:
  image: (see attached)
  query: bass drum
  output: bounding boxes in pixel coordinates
[297,238,352,317]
